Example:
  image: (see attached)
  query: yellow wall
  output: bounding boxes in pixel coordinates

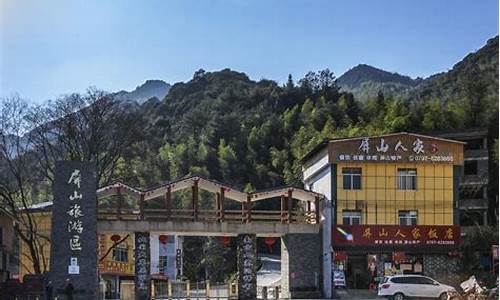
[19,212,52,279]
[336,163,454,226]
[19,211,135,279]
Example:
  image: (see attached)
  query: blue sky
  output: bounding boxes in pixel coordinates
[1,0,498,103]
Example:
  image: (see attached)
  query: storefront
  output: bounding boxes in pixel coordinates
[332,224,460,289]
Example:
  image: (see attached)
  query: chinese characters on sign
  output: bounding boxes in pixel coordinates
[339,136,455,163]
[50,161,97,299]
[134,232,151,299]
[333,225,460,247]
[238,234,257,300]
[67,169,84,252]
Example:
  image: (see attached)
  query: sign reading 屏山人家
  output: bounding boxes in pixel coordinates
[332,225,460,247]
[50,161,97,299]
[328,133,464,164]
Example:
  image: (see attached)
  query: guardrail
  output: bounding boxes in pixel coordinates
[97,208,318,225]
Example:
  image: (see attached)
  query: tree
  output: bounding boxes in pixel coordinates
[217,139,237,182]
[0,96,49,274]
[460,70,489,127]
[0,89,140,275]
[27,88,140,187]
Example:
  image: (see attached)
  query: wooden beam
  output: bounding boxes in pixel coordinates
[315,196,320,224]
[246,195,252,223]
[166,186,172,219]
[192,179,199,221]
[139,193,145,220]
[220,187,225,222]
[216,192,221,222]
[287,189,292,224]
[117,186,122,220]
[280,195,286,224]
[241,202,245,223]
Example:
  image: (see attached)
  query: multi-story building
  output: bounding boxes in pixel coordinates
[432,128,494,226]
[0,208,15,282]
[302,133,464,289]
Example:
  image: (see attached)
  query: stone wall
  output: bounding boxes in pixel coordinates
[281,233,322,299]
[423,254,462,287]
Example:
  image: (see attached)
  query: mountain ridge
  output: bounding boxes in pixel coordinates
[114,79,171,104]
[336,36,498,101]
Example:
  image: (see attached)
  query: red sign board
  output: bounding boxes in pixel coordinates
[334,251,347,261]
[333,225,460,247]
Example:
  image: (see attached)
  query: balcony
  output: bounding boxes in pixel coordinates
[459,198,489,210]
[464,149,489,159]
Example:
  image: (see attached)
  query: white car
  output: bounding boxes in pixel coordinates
[378,275,456,300]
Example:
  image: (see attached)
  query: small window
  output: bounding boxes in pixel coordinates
[464,161,478,175]
[342,210,362,225]
[397,169,417,190]
[112,245,128,262]
[342,168,362,190]
[399,210,418,226]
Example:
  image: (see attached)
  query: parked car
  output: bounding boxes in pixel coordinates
[378,275,456,300]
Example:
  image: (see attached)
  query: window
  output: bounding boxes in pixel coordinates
[159,255,168,275]
[391,277,411,284]
[416,277,436,285]
[399,210,418,226]
[342,210,362,225]
[464,139,484,150]
[464,161,478,175]
[397,169,417,190]
[342,168,362,190]
[112,245,128,262]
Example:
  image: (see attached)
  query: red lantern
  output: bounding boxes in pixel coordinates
[110,234,121,243]
[159,235,169,244]
[219,236,231,247]
[265,237,276,253]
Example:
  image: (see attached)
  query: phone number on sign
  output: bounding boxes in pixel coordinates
[409,155,454,162]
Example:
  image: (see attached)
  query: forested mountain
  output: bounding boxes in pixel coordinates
[113,36,498,193]
[114,79,171,104]
[410,36,499,102]
[336,36,498,102]
[337,64,422,101]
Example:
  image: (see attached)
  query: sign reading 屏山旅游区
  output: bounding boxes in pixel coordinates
[50,161,97,299]
[328,133,464,165]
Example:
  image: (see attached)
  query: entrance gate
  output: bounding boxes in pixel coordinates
[52,168,325,300]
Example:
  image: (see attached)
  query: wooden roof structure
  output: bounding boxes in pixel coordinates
[97,176,323,203]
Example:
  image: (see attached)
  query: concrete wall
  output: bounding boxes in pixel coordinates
[281,233,322,299]
[303,157,332,299]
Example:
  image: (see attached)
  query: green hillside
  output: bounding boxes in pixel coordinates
[115,36,498,192]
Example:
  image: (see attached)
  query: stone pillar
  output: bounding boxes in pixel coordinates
[135,232,151,300]
[281,233,322,299]
[50,161,98,300]
[237,234,257,300]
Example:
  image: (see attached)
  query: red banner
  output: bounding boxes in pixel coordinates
[333,225,460,247]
